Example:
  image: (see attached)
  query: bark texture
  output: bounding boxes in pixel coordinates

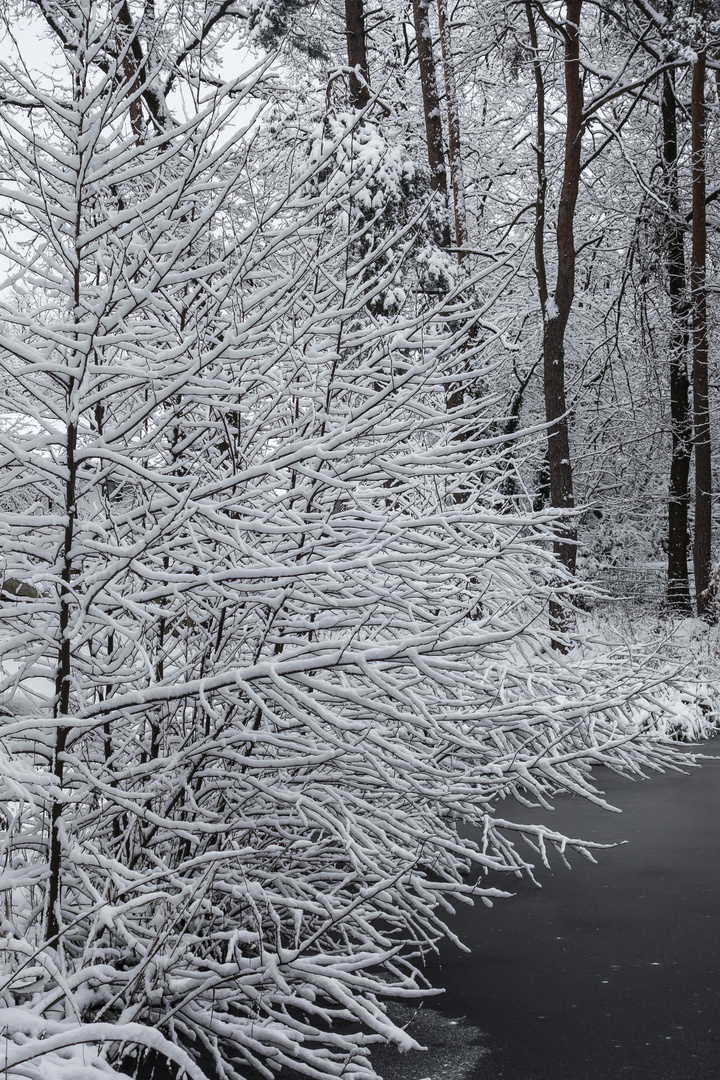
[437,0,468,258]
[412,0,450,229]
[345,0,370,106]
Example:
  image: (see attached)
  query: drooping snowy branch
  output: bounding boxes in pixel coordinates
[0,6,701,1080]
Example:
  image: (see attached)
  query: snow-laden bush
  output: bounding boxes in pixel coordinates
[0,5,691,1079]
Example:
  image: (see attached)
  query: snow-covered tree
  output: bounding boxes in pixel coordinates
[0,4,702,1080]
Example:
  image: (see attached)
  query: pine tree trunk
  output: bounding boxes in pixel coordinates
[662,71,692,612]
[345,0,370,106]
[543,0,583,592]
[436,0,468,258]
[691,48,712,616]
[412,0,451,247]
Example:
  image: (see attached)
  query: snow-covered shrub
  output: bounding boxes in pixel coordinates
[0,5,691,1079]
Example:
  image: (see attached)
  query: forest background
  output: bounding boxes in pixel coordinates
[0,1,718,1079]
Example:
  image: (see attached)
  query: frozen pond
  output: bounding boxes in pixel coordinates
[380,743,720,1080]
[142,744,720,1080]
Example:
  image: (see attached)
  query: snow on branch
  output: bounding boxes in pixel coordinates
[0,4,698,1079]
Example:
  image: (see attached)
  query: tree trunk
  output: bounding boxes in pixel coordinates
[46,419,77,942]
[117,2,143,137]
[436,0,468,258]
[46,65,87,941]
[345,0,370,106]
[525,1,548,314]
[691,48,712,616]
[543,0,583,590]
[116,0,167,127]
[661,70,692,612]
[412,0,452,246]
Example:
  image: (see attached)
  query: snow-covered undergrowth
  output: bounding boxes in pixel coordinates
[0,7,711,1080]
[575,609,720,742]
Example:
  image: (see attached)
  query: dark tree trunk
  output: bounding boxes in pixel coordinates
[412,0,452,246]
[691,48,712,616]
[345,0,370,106]
[46,418,77,942]
[436,0,468,259]
[117,2,143,137]
[47,94,85,937]
[524,0,557,571]
[542,0,583,593]
[525,1,548,313]
[116,1,167,127]
[661,71,692,612]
